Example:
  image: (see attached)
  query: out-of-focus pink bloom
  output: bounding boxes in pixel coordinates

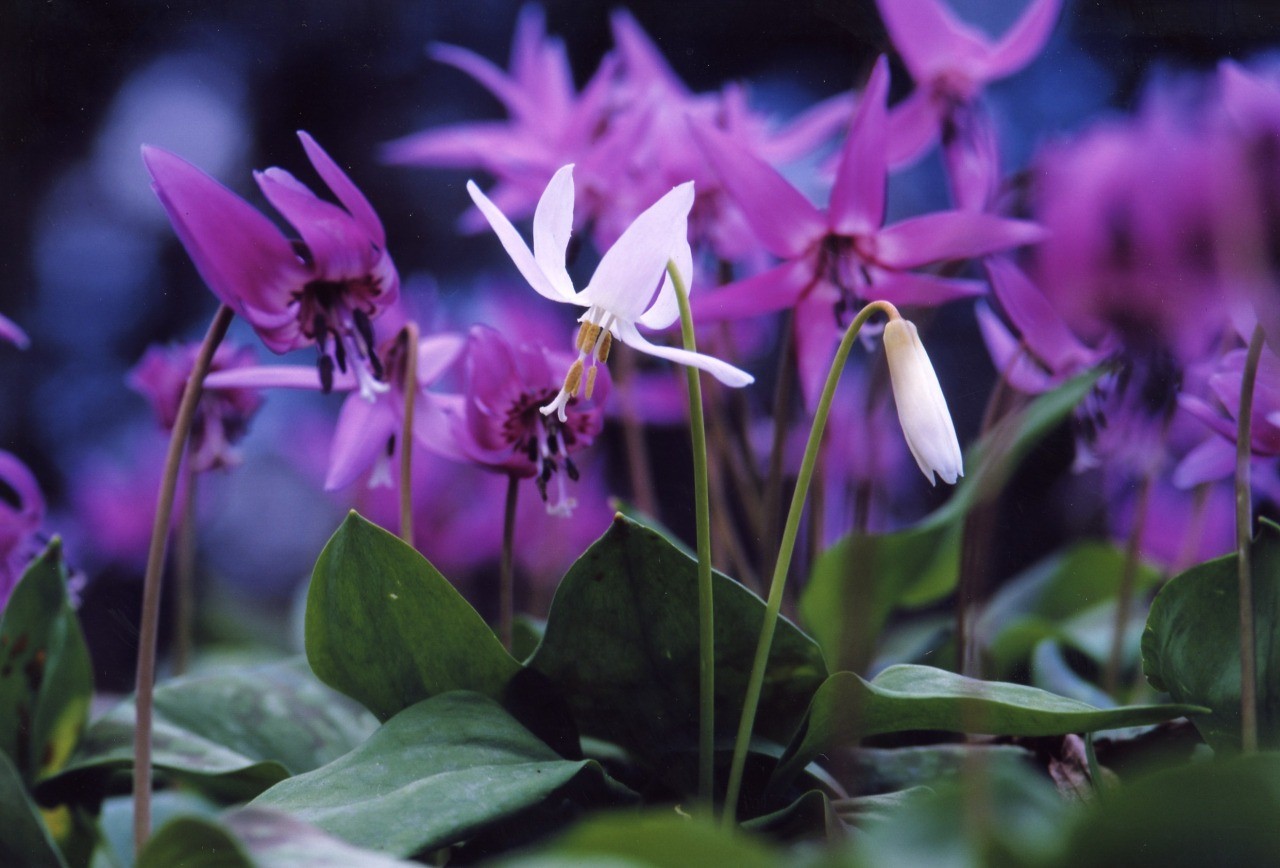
[206,329,464,491]
[879,0,1061,168]
[1109,473,1234,574]
[0,451,45,608]
[0,313,28,349]
[433,325,607,516]
[976,257,1106,394]
[144,132,400,400]
[467,164,753,423]
[693,57,1044,408]
[129,341,264,473]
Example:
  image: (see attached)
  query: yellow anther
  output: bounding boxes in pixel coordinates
[585,365,599,399]
[596,330,612,363]
[563,358,584,396]
[578,322,603,353]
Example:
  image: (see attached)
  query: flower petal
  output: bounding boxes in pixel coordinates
[875,211,1047,269]
[830,56,891,235]
[613,320,754,388]
[429,42,535,118]
[256,167,372,280]
[887,89,943,168]
[883,318,963,485]
[467,178,576,304]
[325,395,399,490]
[532,165,577,301]
[0,314,29,349]
[794,285,843,411]
[142,145,307,313]
[981,0,1062,81]
[871,269,986,306]
[578,182,694,323]
[298,131,386,247]
[693,259,816,324]
[689,121,826,259]
[876,0,989,84]
[753,90,857,164]
[985,257,1093,373]
[1173,437,1236,488]
[204,364,351,392]
[416,333,466,386]
[637,235,693,330]
[975,301,1054,394]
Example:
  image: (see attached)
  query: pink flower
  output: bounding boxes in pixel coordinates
[0,451,45,608]
[143,131,400,400]
[0,314,28,349]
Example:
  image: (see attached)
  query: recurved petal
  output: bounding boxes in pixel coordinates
[578,182,695,323]
[429,42,536,118]
[204,364,353,392]
[876,0,989,83]
[142,145,307,313]
[637,236,693,330]
[613,320,754,388]
[974,301,1054,394]
[794,284,843,411]
[298,131,386,247]
[985,257,1093,373]
[874,211,1047,269]
[256,167,372,280]
[467,179,575,303]
[1172,436,1236,489]
[693,258,817,324]
[416,332,467,386]
[872,269,986,306]
[689,121,826,260]
[532,165,577,302]
[981,0,1062,81]
[830,56,891,235]
[325,394,399,490]
[886,89,943,168]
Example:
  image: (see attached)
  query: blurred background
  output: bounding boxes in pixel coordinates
[4,0,1280,687]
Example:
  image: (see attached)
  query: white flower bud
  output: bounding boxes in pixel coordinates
[883,318,963,486]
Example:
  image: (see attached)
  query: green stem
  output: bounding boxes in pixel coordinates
[668,261,715,807]
[500,474,519,652]
[133,304,234,856]
[1104,473,1152,697]
[399,322,420,547]
[1237,323,1265,753]
[722,299,899,824]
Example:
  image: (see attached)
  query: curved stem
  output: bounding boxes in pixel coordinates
[133,304,233,856]
[667,261,716,808]
[500,474,519,652]
[1238,323,1265,753]
[399,321,420,547]
[722,299,899,824]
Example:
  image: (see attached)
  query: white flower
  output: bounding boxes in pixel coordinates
[467,164,754,421]
[883,317,963,486]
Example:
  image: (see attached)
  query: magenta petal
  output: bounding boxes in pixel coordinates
[755,90,857,164]
[256,167,372,280]
[981,0,1062,81]
[381,123,530,170]
[416,333,466,386]
[692,259,816,324]
[975,302,1053,393]
[689,121,826,259]
[872,270,986,306]
[830,56,891,235]
[985,258,1091,373]
[298,131,386,247]
[887,89,943,168]
[204,364,352,392]
[430,42,535,118]
[0,314,29,349]
[876,0,988,84]
[1172,436,1236,488]
[0,450,44,532]
[794,286,843,411]
[142,145,307,313]
[610,9,686,95]
[326,395,399,490]
[875,212,1047,269]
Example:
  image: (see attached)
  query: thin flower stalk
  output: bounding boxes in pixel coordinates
[501,474,519,651]
[1238,323,1265,753]
[668,261,716,807]
[399,322,420,546]
[133,303,234,855]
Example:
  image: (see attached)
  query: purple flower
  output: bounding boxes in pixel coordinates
[129,342,265,473]
[143,131,400,400]
[205,329,464,491]
[879,0,1061,167]
[692,57,1044,408]
[0,314,28,349]
[434,325,607,516]
[0,451,45,608]
[467,164,754,422]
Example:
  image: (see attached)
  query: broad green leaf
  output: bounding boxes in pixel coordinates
[251,691,634,857]
[0,540,92,785]
[499,811,781,868]
[1058,753,1280,866]
[528,515,827,789]
[742,788,843,842]
[39,658,375,804]
[139,810,418,868]
[843,744,1033,796]
[1142,518,1280,751]
[801,371,1099,671]
[0,750,66,868]
[306,512,521,721]
[773,664,1205,787]
[98,790,219,868]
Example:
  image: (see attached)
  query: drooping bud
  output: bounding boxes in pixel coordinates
[883,318,963,486]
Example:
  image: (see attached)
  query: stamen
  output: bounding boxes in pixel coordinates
[540,389,571,422]
[333,331,348,373]
[585,365,598,399]
[594,330,612,363]
[564,456,579,482]
[578,322,603,353]
[564,358,584,396]
[318,355,335,394]
[353,308,377,354]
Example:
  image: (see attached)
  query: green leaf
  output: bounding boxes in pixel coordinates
[773,664,1206,788]
[800,371,1099,671]
[499,811,781,868]
[98,790,219,868]
[136,816,253,868]
[0,750,66,868]
[842,743,1033,796]
[39,658,375,804]
[306,512,521,722]
[528,515,828,789]
[1142,518,1280,751]
[0,540,92,785]
[741,789,843,843]
[252,691,634,857]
